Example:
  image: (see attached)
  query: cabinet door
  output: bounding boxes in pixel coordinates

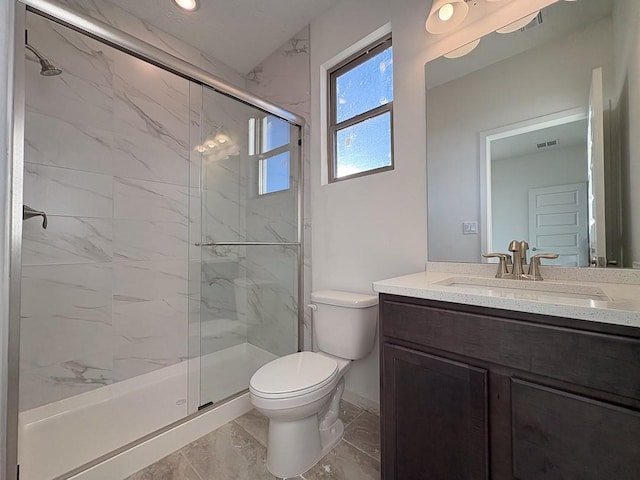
[512,379,640,479]
[382,344,488,480]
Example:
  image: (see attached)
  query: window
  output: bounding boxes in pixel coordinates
[328,36,393,182]
[251,114,291,195]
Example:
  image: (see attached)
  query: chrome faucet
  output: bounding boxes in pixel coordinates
[485,240,558,280]
[508,239,528,279]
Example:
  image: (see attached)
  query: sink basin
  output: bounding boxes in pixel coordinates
[435,276,611,302]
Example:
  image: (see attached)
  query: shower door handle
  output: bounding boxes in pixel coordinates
[23,205,48,229]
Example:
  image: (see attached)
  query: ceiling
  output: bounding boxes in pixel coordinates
[107,0,339,74]
[491,119,588,162]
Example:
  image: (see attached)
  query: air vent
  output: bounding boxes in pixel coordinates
[537,139,559,149]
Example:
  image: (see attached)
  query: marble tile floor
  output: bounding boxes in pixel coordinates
[126,400,380,480]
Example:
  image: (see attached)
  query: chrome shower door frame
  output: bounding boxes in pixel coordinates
[2,2,25,479]
[3,0,306,477]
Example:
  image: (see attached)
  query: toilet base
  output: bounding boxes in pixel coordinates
[264,378,347,478]
[319,417,344,457]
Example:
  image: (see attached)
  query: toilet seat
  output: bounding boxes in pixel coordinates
[250,352,339,399]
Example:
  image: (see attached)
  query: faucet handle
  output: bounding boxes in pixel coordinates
[483,253,511,278]
[527,253,560,280]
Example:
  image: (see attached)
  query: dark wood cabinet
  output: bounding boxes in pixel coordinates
[379,294,640,480]
[382,344,488,480]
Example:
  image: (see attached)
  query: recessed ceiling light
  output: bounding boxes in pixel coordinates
[173,0,198,12]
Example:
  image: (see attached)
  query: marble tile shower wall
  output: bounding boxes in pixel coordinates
[197,85,301,359]
[246,26,312,351]
[20,13,194,411]
[20,0,307,410]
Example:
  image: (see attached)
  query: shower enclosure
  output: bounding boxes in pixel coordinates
[10,2,303,479]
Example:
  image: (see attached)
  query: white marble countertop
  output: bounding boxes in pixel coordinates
[373,271,640,329]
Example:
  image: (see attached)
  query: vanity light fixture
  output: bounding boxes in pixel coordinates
[444,38,481,58]
[173,0,198,12]
[496,11,539,34]
[425,0,509,35]
[425,0,469,34]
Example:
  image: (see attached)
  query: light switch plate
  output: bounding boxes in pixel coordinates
[463,221,478,235]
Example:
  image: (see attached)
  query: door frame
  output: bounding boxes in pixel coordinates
[480,107,587,259]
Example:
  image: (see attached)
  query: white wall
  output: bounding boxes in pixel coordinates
[309,0,555,408]
[492,144,587,252]
[427,17,613,262]
[310,0,427,408]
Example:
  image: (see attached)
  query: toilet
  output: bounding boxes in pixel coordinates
[249,290,378,478]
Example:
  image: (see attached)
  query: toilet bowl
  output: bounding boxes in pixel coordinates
[249,290,378,478]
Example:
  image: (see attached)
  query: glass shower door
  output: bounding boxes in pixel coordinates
[189,85,301,409]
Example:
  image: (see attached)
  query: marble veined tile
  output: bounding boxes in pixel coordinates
[113,134,190,187]
[202,191,244,242]
[25,65,114,132]
[113,296,189,381]
[113,49,189,124]
[24,163,113,218]
[26,14,115,88]
[113,52,189,176]
[199,318,247,355]
[25,109,113,175]
[114,177,189,224]
[21,263,112,324]
[20,315,113,371]
[180,422,276,480]
[344,412,381,462]
[22,216,112,266]
[113,259,188,304]
[303,441,380,480]
[234,409,269,447]
[113,295,188,337]
[19,363,113,411]
[113,219,188,262]
[340,400,365,427]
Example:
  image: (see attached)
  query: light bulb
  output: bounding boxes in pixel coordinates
[214,133,230,144]
[173,0,198,11]
[438,3,455,22]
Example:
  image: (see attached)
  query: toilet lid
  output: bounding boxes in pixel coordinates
[250,352,339,397]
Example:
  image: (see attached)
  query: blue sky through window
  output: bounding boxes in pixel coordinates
[334,45,393,178]
[336,46,393,123]
[259,115,291,194]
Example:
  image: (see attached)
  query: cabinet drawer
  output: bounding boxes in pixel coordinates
[381,297,640,400]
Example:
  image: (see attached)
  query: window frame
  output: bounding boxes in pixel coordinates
[328,35,394,183]
[252,114,292,196]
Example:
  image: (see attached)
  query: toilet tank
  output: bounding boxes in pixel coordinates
[311,290,378,360]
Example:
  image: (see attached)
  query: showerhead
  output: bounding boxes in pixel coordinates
[25,43,62,77]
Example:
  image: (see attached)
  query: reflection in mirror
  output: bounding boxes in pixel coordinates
[426,0,640,268]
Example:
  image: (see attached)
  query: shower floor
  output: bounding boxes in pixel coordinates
[18,343,276,480]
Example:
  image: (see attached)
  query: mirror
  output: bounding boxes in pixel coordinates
[426,0,639,268]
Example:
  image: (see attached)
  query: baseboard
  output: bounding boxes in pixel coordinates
[342,389,380,415]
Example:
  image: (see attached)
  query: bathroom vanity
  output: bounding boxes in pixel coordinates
[374,272,640,480]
